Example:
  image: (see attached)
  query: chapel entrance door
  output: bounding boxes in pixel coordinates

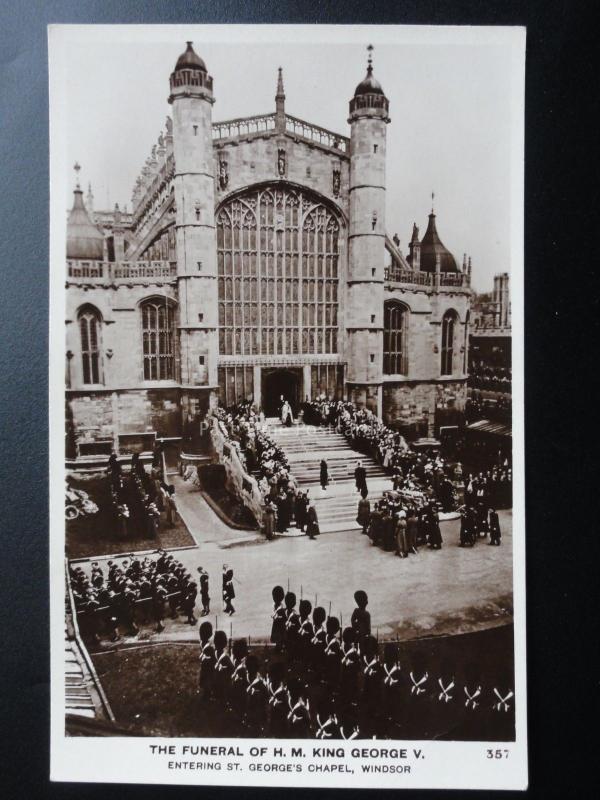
[262,368,302,417]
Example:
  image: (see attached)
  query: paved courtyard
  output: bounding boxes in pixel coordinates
[82,475,513,646]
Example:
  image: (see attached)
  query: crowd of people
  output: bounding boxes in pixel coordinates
[193,586,515,740]
[468,363,512,394]
[465,394,512,424]
[69,551,214,642]
[106,446,179,540]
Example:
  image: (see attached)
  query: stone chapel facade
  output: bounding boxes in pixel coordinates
[65,42,472,460]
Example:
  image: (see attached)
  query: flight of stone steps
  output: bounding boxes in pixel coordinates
[264,418,391,534]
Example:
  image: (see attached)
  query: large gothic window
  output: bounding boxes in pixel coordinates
[79,305,102,385]
[217,185,340,356]
[141,298,175,380]
[441,309,458,376]
[383,301,408,375]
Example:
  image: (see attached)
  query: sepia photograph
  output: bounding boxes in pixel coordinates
[50,23,526,789]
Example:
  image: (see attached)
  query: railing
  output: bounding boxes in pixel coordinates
[384,266,471,289]
[67,260,177,283]
[284,115,349,153]
[211,112,350,154]
[212,113,277,140]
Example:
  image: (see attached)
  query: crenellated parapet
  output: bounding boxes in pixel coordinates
[66,259,177,286]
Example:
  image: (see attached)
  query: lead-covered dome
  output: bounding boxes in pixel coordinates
[354,64,385,97]
[419,212,458,273]
[66,186,104,261]
[174,41,206,72]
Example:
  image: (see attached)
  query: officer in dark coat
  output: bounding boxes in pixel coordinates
[198,567,210,615]
[182,579,198,625]
[354,462,367,495]
[294,490,308,532]
[320,459,329,490]
[223,568,235,615]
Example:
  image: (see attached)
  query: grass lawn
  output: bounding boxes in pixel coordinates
[90,625,514,740]
[66,474,196,560]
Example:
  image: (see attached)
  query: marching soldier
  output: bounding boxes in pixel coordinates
[406,651,432,738]
[166,572,180,618]
[361,635,383,738]
[151,577,167,632]
[382,642,403,736]
[315,695,339,740]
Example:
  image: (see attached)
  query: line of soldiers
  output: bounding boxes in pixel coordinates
[69,550,201,642]
[195,586,515,740]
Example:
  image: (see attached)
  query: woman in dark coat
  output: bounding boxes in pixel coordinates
[306,501,320,540]
[320,459,328,490]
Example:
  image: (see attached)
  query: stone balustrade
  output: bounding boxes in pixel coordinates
[283,114,349,153]
[66,260,177,283]
[384,266,471,289]
[212,113,277,140]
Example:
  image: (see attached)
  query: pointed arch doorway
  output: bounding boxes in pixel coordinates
[261,367,302,417]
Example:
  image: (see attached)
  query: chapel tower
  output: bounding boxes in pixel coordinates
[346,47,390,415]
[168,42,218,412]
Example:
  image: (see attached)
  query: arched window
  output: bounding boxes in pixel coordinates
[216,184,340,357]
[383,301,408,375]
[141,298,175,380]
[78,306,102,385]
[441,310,458,376]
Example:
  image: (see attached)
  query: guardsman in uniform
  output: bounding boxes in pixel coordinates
[90,561,103,584]
[351,590,371,654]
[406,651,431,738]
[198,621,215,700]
[434,659,457,739]
[245,655,268,737]
[489,508,502,546]
[287,677,311,738]
[198,567,210,615]
[315,694,339,740]
[121,582,139,637]
[267,661,288,737]
[156,549,169,574]
[360,635,383,736]
[339,626,360,701]
[459,661,485,740]
[297,599,314,662]
[338,702,360,741]
[223,568,235,616]
[229,639,248,731]
[310,606,327,672]
[490,667,515,741]
[284,592,300,656]
[270,585,286,651]
[382,642,403,737]
[324,616,342,688]
[213,630,234,705]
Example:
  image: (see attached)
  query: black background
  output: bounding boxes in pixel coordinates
[0,1,596,798]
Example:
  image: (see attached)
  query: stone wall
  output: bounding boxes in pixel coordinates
[209,417,263,524]
[382,379,467,433]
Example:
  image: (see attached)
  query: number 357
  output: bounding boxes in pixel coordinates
[487,749,510,759]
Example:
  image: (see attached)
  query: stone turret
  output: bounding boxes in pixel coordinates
[346,46,390,415]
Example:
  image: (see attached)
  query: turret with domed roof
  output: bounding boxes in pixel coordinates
[67,165,104,261]
[345,46,390,416]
